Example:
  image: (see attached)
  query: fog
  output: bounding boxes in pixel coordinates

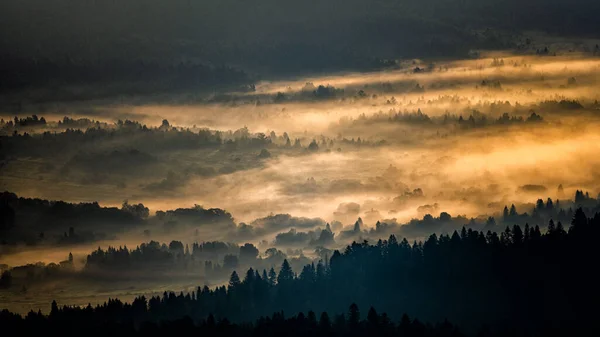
[4,54,600,222]
[2,52,600,314]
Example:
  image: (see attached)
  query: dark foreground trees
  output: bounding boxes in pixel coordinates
[103,207,597,335]
[2,208,599,336]
[0,303,463,337]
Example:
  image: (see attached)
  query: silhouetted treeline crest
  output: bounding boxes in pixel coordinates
[395,190,600,238]
[7,207,595,336]
[0,191,144,245]
[1,117,383,159]
[1,116,103,131]
[81,239,313,282]
[157,206,235,229]
[348,109,544,128]
[4,187,599,248]
[3,115,48,127]
[500,191,600,227]
[0,302,469,337]
[539,99,584,110]
[1,121,227,157]
[84,240,240,272]
[0,192,235,246]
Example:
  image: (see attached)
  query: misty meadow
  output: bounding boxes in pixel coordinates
[2,1,600,336]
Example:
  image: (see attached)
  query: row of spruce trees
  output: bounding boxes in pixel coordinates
[2,208,599,336]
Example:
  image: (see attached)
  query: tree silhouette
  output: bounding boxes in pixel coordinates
[228,271,241,289]
[277,259,294,285]
[268,267,277,286]
[3,203,600,336]
[348,303,360,327]
[367,306,379,327]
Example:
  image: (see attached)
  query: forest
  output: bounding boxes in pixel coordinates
[3,8,600,335]
[3,187,599,252]
[0,303,467,337]
[1,206,598,337]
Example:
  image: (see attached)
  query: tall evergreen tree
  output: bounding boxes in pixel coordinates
[277,259,294,285]
[228,271,241,289]
[348,303,360,327]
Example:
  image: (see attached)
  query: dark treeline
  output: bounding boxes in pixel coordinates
[500,193,592,227]
[1,116,105,130]
[362,189,600,239]
[1,119,251,157]
[0,190,330,250]
[2,238,312,287]
[8,207,597,336]
[0,115,47,128]
[227,82,383,105]
[0,303,469,337]
[0,116,387,190]
[0,116,107,136]
[83,240,311,278]
[0,121,286,192]
[0,117,383,159]
[0,192,234,246]
[3,186,597,250]
[349,109,544,128]
[0,191,145,245]
[84,240,243,274]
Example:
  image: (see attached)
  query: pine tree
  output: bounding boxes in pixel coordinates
[268,267,277,286]
[548,219,555,233]
[50,300,59,316]
[571,208,587,231]
[367,306,379,326]
[228,271,241,289]
[277,259,294,285]
[512,225,523,245]
[307,311,317,327]
[509,204,517,217]
[319,312,331,331]
[244,268,255,285]
[348,303,360,327]
[546,198,554,210]
[556,221,565,235]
